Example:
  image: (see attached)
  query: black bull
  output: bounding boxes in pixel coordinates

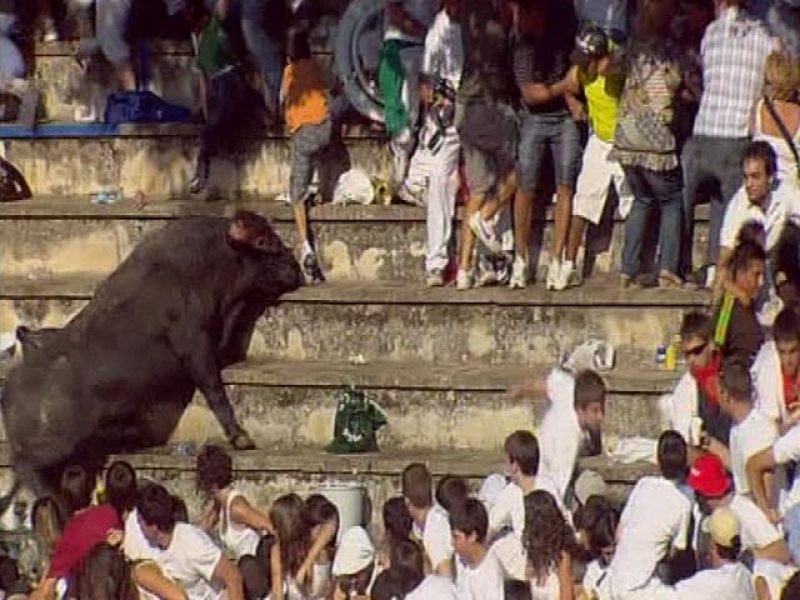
[1,211,303,495]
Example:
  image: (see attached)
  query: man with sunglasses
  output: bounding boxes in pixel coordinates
[661,311,731,466]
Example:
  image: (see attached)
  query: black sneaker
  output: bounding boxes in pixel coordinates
[302,251,325,284]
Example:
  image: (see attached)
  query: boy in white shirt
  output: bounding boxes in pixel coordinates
[671,507,755,600]
[402,462,455,578]
[393,538,459,600]
[137,483,244,600]
[753,307,800,432]
[538,369,606,504]
[605,431,692,600]
[451,498,505,600]
[719,362,779,498]
[488,430,564,541]
[688,453,791,565]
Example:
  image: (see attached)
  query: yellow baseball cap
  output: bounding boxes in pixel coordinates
[706,507,740,548]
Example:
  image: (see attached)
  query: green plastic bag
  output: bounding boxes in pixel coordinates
[325,386,388,454]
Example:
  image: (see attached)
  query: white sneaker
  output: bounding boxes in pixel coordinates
[456,269,473,291]
[554,260,575,291]
[546,258,561,291]
[509,255,528,289]
[475,256,498,287]
[397,184,425,207]
[426,269,445,287]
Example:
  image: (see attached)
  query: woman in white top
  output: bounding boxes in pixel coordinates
[522,491,580,600]
[752,52,800,191]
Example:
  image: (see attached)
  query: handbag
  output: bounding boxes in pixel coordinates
[763,94,800,186]
[325,386,387,454]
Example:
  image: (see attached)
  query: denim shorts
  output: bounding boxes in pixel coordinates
[456,100,519,196]
[517,110,583,193]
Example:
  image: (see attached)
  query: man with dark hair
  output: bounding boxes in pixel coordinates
[435,476,468,513]
[719,363,778,501]
[488,431,563,540]
[401,463,454,578]
[538,368,606,504]
[714,240,767,370]
[714,141,793,301]
[605,431,692,598]
[753,308,800,430]
[661,311,731,465]
[137,483,245,600]
[451,498,504,599]
[397,538,458,599]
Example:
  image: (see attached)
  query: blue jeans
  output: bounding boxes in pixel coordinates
[240,0,283,110]
[517,110,582,193]
[621,165,683,277]
[680,135,749,274]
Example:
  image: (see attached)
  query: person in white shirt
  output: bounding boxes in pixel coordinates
[331,526,378,598]
[511,368,606,505]
[488,430,565,541]
[450,498,505,600]
[714,141,795,301]
[397,0,464,286]
[719,362,779,498]
[574,497,618,599]
[659,311,732,465]
[402,462,455,578]
[136,483,244,600]
[688,453,791,565]
[605,431,692,600]
[670,506,756,600]
[753,308,800,432]
[393,538,459,600]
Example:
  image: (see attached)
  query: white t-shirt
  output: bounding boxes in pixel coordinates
[417,505,454,571]
[582,559,609,599]
[455,550,505,600]
[719,185,791,251]
[730,408,778,494]
[607,476,691,591]
[384,0,440,43]
[123,510,164,600]
[673,561,755,599]
[490,534,527,581]
[161,523,225,600]
[774,423,800,464]
[539,369,584,502]
[406,574,459,600]
[729,494,783,552]
[488,476,564,539]
[422,9,463,90]
[752,341,789,425]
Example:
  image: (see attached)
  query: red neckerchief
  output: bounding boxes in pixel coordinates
[784,373,800,412]
[691,352,722,406]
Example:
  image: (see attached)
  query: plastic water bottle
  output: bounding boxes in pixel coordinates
[655,345,666,367]
[91,188,120,205]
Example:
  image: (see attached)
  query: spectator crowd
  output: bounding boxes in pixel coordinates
[4,0,800,599]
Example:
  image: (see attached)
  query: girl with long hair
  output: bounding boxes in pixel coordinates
[270,494,314,600]
[523,491,580,600]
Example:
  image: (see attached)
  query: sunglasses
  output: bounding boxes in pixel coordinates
[684,342,707,358]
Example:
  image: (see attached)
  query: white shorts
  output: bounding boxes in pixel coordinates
[573,133,633,225]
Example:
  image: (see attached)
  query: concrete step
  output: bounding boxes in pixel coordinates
[0,357,678,447]
[0,198,712,284]
[0,276,706,367]
[0,442,656,529]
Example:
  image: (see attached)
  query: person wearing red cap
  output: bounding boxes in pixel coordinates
[688,453,790,566]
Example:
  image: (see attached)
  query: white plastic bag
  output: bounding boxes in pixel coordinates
[332,169,375,206]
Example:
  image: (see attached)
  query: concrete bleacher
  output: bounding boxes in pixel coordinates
[0,28,713,524]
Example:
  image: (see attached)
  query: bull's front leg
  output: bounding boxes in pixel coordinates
[177,330,256,450]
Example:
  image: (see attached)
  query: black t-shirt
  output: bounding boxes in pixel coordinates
[715,297,764,371]
[697,384,732,446]
[513,0,577,114]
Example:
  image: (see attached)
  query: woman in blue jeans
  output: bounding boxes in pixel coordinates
[609,0,688,289]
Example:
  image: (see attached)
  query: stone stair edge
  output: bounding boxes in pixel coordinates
[32,39,334,58]
[0,275,709,307]
[0,197,714,223]
[0,442,655,482]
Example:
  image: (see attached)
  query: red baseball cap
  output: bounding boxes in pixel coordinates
[688,454,731,498]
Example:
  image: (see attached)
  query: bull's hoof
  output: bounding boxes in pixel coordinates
[231,429,256,450]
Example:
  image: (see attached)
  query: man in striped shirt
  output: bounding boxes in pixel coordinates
[681,0,778,287]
